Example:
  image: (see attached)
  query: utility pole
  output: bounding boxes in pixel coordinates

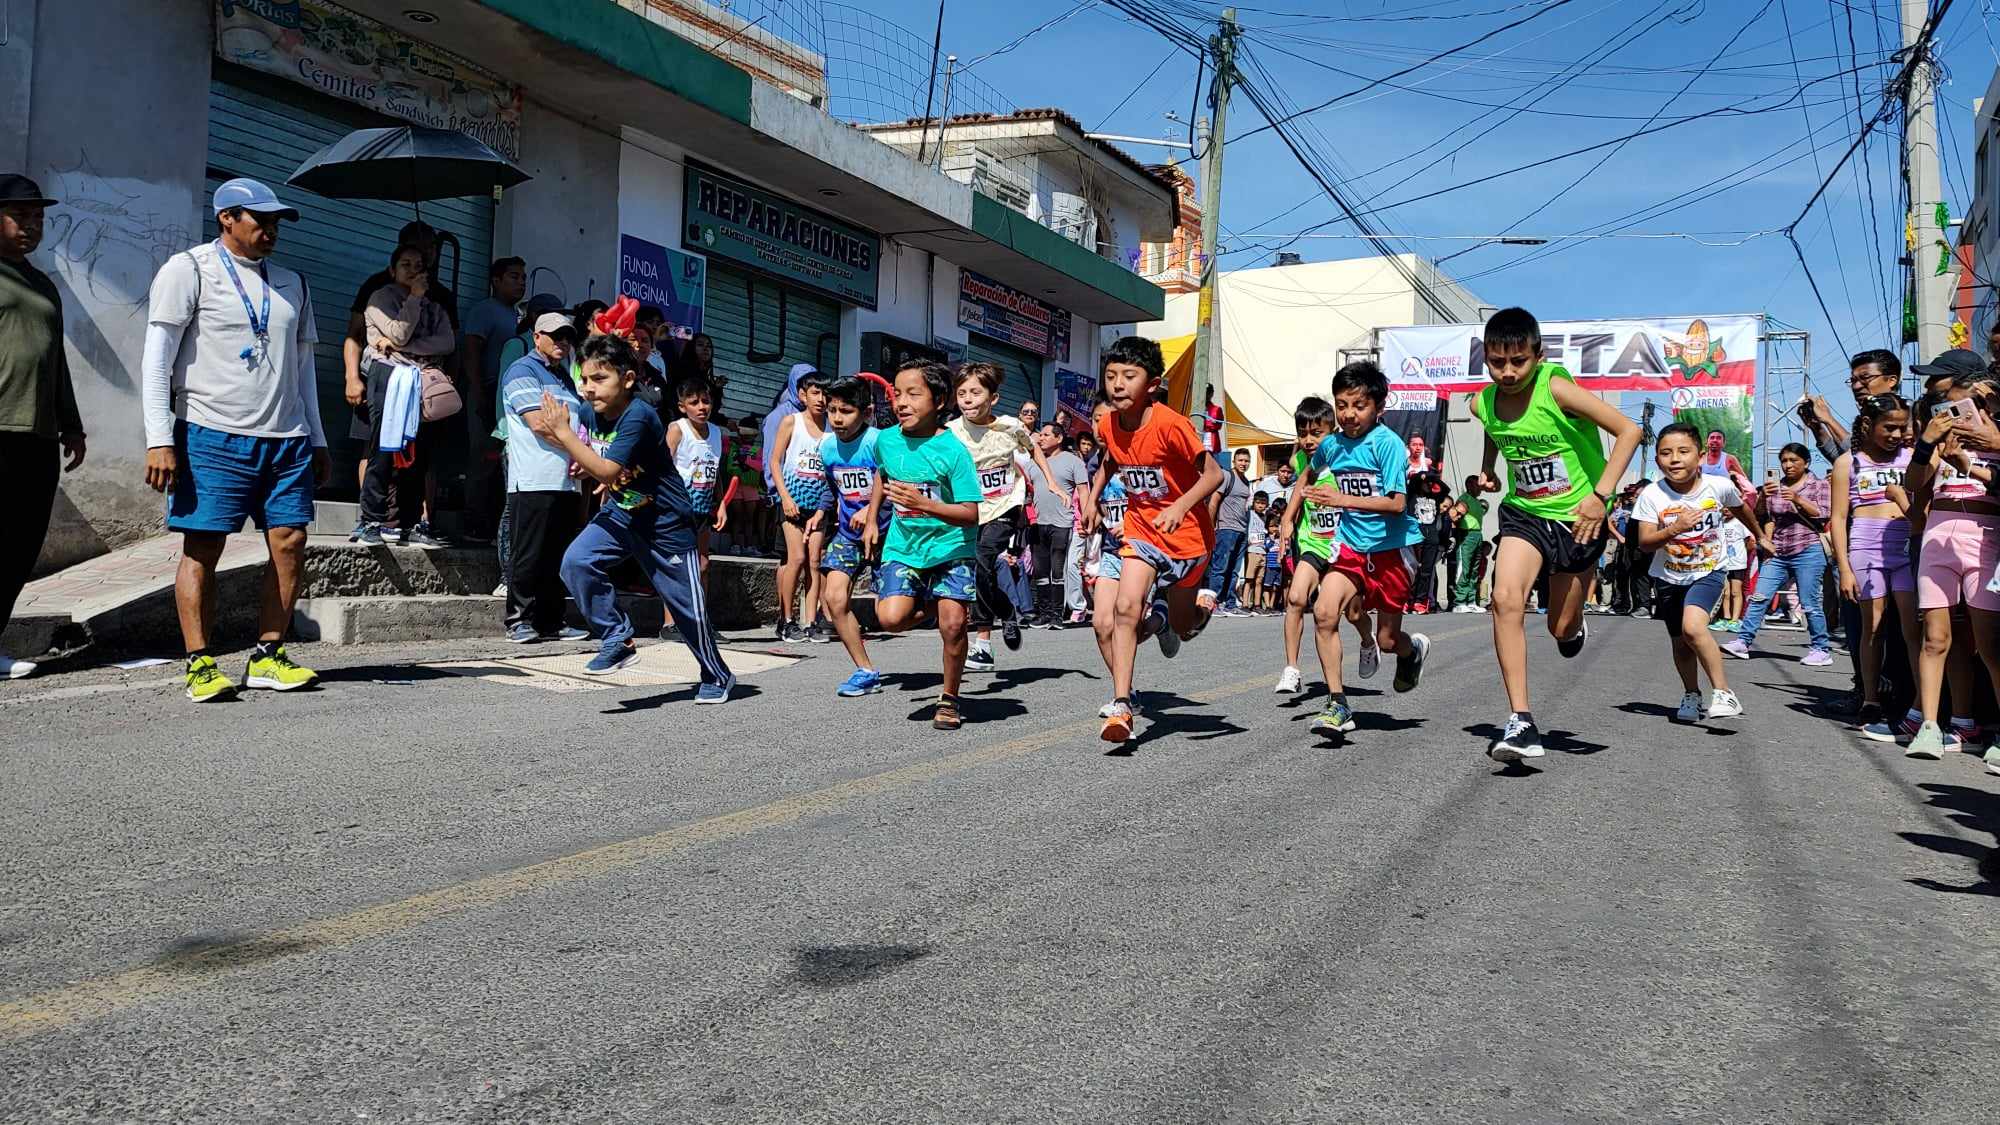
[1188,9,1237,428]
[1902,0,1953,360]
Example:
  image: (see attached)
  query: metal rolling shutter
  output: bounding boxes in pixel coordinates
[961,333,1043,420]
[704,262,843,420]
[206,66,493,480]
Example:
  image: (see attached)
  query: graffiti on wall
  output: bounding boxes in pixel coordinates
[40,152,192,315]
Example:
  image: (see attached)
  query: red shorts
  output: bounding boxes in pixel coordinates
[1328,543,1414,613]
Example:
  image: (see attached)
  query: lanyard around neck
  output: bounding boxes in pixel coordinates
[215,241,271,361]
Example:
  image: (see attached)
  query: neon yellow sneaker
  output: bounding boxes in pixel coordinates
[185,655,238,703]
[245,645,319,691]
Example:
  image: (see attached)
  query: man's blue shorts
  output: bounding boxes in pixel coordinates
[876,558,975,603]
[168,421,317,533]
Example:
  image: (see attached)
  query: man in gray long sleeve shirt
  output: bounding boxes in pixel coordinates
[141,178,327,703]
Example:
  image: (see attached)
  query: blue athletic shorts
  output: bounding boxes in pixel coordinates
[1090,547,1124,581]
[820,536,873,578]
[168,421,317,533]
[876,558,975,603]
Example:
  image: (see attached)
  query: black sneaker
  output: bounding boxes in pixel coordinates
[1488,714,1546,762]
[778,621,802,643]
[806,622,832,644]
[964,647,997,673]
[1392,632,1429,693]
[1002,618,1023,651]
[1557,620,1588,659]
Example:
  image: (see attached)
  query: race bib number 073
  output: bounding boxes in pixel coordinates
[1120,465,1168,499]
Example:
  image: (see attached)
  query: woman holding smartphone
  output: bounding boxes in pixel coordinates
[1722,445,1831,664]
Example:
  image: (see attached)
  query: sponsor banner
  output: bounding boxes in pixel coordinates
[1380,315,1758,394]
[215,0,523,158]
[616,235,706,339]
[1055,367,1094,431]
[1382,314,1762,473]
[958,270,1073,362]
[683,162,880,308]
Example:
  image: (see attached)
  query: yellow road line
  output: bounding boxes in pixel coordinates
[0,672,1278,1043]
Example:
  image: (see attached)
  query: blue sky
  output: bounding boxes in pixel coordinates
[813,0,1998,396]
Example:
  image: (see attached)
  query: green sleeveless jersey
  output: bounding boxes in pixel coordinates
[1292,446,1339,560]
[1471,362,1607,520]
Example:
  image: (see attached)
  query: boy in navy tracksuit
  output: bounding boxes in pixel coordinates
[532,334,734,698]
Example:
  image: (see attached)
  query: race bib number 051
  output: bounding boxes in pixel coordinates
[892,479,938,518]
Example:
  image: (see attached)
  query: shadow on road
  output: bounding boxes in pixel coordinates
[1107,692,1249,755]
[1462,721,1606,756]
[977,665,1098,694]
[315,663,464,685]
[152,931,325,976]
[606,683,766,712]
[1901,783,2000,897]
[789,943,933,988]
[1614,700,1738,738]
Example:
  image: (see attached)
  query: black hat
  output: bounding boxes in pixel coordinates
[1910,348,1990,380]
[0,175,57,207]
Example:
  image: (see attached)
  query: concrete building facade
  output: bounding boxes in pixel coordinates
[13,0,1168,574]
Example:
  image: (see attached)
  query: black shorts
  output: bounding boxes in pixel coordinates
[1497,503,1605,576]
[1652,570,1726,635]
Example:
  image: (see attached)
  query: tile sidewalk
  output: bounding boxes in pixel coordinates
[15,533,273,623]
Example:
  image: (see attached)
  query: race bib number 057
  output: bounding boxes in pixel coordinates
[977,465,1013,499]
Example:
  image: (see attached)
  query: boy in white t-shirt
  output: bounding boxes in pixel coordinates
[1631,423,1771,723]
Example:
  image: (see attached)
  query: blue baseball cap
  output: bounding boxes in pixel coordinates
[211,178,299,221]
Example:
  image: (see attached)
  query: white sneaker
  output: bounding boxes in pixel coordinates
[1275,665,1303,694]
[1357,637,1380,680]
[1098,698,1143,719]
[1707,689,1743,719]
[1674,691,1705,722]
[0,654,38,680]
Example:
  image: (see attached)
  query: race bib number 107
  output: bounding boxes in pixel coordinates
[1512,454,1572,500]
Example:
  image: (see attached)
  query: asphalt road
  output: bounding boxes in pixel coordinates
[2,612,1997,1123]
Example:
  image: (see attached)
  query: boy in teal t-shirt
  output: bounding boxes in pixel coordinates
[872,360,982,730]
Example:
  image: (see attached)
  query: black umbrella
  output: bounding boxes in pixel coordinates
[287,125,530,202]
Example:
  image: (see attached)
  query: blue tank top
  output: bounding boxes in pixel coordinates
[819,429,887,542]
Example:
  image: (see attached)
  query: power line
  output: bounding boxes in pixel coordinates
[1228,0,1583,144]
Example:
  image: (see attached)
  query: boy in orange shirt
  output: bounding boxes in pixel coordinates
[1081,336,1226,742]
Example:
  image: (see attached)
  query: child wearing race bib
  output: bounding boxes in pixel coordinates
[1891,377,2000,757]
[1630,423,1767,726]
[1272,398,1381,696]
[1083,337,1226,743]
[813,375,890,699]
[1469,307,1643,762]
[1830,393,1919,738]
[771,370,833,644]
[664,375,737,573]
[1085,396,1137,720]
[874,359,983,730]
[1291,361,1432,737]
[535,335,734,699]
[947,361,1070,672]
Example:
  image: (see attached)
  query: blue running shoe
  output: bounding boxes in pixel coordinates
[837,668,883,697]
[584,639,639,675]
[696,676,737,705]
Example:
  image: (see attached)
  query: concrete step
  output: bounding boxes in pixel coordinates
[294,590,882,645]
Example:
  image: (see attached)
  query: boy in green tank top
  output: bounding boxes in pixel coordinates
[1469,307,1642,762]
[1273,397,1380,696]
